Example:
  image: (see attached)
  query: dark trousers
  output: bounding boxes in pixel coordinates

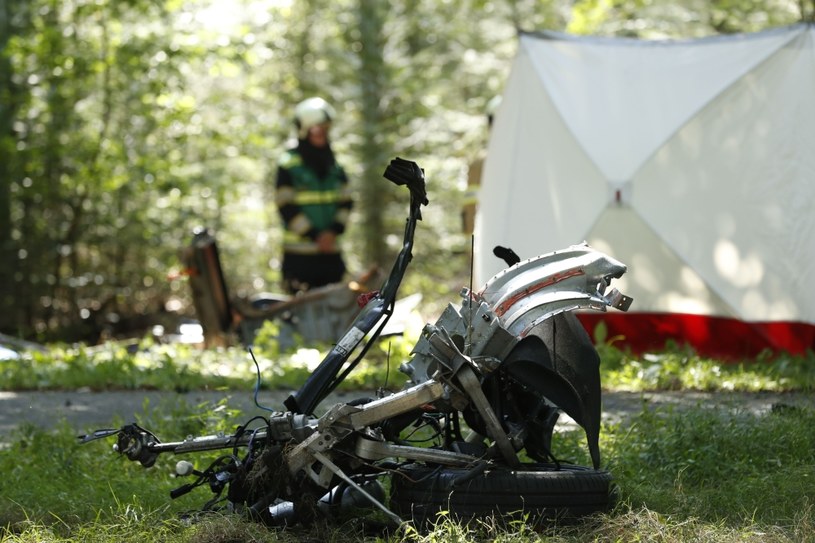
[282,252,346,294]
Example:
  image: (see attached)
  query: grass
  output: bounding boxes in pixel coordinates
[0,324,416,393]
[605,404,815,523]
[2,327,815,541]
[2,394,815,541]
[3,324,814,395]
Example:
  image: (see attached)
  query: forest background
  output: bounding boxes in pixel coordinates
[1,0,812,344]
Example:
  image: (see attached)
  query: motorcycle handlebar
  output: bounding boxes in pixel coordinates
[383,157,428,206]
[284,158,428,415]
[170,483,196,499]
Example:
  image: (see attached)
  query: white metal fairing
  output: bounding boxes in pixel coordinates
[478,243,629,337]
[402,244,630,385]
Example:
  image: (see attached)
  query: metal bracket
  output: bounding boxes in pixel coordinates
[312,451,403,525]
[286,380,448,480]
[426,331,520,467]
[354,437,479,466]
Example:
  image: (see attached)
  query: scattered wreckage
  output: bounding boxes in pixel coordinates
[180,226,390,349]
[80,158,632,528]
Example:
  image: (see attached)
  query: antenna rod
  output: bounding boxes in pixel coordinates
[466,234,475,356]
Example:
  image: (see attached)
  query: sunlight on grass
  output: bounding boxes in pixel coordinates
[1,327,813,395]
[597,342,815,393]
[0,325,416,393]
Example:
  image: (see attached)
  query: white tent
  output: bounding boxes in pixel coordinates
[476,24,815,356]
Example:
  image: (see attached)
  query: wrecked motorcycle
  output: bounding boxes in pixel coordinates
[80,158,632,528]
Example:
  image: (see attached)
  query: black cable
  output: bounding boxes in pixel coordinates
[329,300,395,391]
[231,415,270,459]
[248,348,276,413]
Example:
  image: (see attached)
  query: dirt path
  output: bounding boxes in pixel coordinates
[3,388,813,444]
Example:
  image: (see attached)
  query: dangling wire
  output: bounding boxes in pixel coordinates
[248,347,276,413]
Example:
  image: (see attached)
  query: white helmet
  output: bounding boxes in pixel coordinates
[294,97,336,139]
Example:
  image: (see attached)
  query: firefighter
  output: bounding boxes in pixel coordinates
[275,97,353,293]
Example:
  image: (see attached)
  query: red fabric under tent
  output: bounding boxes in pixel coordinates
[577,313,815,359]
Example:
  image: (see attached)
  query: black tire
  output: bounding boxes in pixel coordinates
[389,463,614,528]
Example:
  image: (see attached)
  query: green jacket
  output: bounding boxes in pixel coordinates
[275,149,352,254]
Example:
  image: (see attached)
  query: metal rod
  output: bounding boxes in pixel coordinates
[312,451,403,525]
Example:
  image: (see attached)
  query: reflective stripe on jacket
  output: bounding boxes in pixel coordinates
[275,149,352,254]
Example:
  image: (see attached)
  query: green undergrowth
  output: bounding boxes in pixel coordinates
[0,319,414,393]
[587,320,815,392]
[597,341,815,392]
[2,319,814,394]
[3,399,815,541]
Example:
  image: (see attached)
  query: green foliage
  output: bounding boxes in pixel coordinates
[3,332,814,395]
[4,0,806,346]
[250,318,415,391]
[0,326,417,394]
[597,344,815,392]
[2,0,220,340]
[250,319,286,358]
[593,322,815,392]
[0,341,256,391]
[339,335,413,392]
[567,0,803,37]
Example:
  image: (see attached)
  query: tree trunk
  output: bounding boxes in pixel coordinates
[355,0,390,267]
[0,0,19,333]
